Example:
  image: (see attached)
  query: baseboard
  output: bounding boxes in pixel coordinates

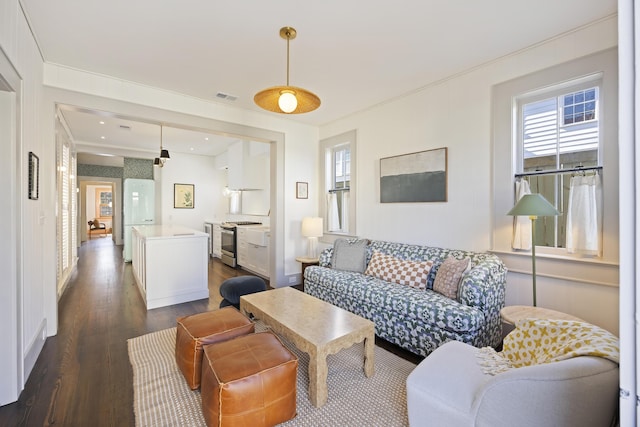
[57,258,78,300]
[23,319,47,384]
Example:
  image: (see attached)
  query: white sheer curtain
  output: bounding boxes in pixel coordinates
[341,191,350,233]
[326,192,340,232]
[511,179,532,250]
[565,174,602,256]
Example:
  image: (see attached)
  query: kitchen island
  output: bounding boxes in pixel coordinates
[132,225,209,309]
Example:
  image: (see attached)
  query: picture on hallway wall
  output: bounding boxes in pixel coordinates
[174,183,194,208]
[296,181,308,199]
[380,147,447,203]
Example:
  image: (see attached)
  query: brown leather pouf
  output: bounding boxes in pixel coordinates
[201,331,298,427]
[175,307,254,389]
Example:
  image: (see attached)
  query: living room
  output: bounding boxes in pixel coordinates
[1,1,637,426]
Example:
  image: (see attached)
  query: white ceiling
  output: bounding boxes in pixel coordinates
[22,0,617,160]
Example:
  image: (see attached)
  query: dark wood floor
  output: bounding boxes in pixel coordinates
[0,237,255,426]
[0,237,422,426]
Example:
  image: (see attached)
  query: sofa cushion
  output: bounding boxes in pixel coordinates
[331,238,369,273]
[305,266,484,335]
[433,257,471,300]
[364,251,434,290]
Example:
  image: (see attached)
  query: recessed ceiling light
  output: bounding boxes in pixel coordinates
[190,147,195,151]
[101,136,105,139]
[99,121,105,125]
[205,137,209,141]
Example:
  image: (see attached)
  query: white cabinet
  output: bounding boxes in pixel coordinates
[227,141,269,190]
[236,226,269,278]
[247,243,269,278]
[212,224,222,258]
[131,225,209,309]
[237,227,249,266]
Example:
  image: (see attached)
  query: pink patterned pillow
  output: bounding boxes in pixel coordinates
[364,251,433,290]
[433,257,471,300]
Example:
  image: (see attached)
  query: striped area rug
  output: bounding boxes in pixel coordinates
[128,322,417,426]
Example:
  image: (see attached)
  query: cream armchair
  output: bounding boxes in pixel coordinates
[406,325,619,427]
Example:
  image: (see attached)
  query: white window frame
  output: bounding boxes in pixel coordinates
[514,76,603,250]
[491,47,618,264]
[320,130,357,242]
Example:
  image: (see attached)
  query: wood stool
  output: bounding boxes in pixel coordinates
[175,307,254,389]
[201,331,298,427]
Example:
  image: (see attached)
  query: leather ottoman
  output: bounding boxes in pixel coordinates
[175,307,254,389]
[201,331,298,427]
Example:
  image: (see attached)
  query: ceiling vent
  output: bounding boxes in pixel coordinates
[119,125,131,130]
[216,92,238,102]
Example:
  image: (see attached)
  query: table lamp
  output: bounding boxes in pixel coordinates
[507,193,560,307]
[301,217,323,258]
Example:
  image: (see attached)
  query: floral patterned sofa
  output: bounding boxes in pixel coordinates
[303,240,507,357]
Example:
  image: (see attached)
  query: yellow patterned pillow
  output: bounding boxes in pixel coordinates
[364,251,433,290]
[502,318,619,367]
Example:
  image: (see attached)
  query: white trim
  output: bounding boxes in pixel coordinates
[319,130,357,239]
[0,46,23,405]
[617,1,638,425]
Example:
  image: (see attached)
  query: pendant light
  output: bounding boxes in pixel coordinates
[154,125,170,167]
[254,27,320,114]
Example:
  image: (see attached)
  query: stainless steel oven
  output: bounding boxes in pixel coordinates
[220,224,236,267]
[220,221,262,267]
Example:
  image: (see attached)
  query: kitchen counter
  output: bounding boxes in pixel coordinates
[131,225,209,309]
[133,224,208,239]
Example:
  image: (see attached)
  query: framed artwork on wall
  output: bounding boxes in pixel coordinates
[28,151,39,200]
[296,181,308,199]
[174,183,195,208]
[380,147,448,203]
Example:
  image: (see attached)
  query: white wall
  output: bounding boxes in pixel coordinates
[156,152,224,231]
[0,0,50,404]
[319,17,619,334]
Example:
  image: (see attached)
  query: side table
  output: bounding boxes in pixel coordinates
[296,256,319,291]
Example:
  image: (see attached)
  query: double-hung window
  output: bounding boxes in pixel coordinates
[516,77,602,249]
[321,130,356,236]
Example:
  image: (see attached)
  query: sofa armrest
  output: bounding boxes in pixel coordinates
[458,255,506,313]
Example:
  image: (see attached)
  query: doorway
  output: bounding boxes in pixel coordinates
[79,178,122,245]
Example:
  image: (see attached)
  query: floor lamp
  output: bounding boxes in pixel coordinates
[507,193,560,307]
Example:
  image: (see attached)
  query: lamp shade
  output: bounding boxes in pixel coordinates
[254,85,320,114]
[507,194,560,217]
[301,217,323,237]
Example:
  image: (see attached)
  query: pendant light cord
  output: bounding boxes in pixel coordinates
[286,33,290,86]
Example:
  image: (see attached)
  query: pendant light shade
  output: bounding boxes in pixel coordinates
[154,125,170,167]
[254,27,320,114]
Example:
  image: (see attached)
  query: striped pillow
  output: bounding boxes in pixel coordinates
[364,251,433,290]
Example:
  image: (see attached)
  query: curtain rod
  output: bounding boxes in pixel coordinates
[515,165,602,178]
[328,188,350,193]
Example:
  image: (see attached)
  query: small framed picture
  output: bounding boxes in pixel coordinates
[174,183,195,208]
[28,151,39,200]
[296,181,308,199]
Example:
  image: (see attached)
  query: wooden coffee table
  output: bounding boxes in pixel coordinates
[240,287,375,407]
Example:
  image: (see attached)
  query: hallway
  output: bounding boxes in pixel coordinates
[0,237,254,426]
